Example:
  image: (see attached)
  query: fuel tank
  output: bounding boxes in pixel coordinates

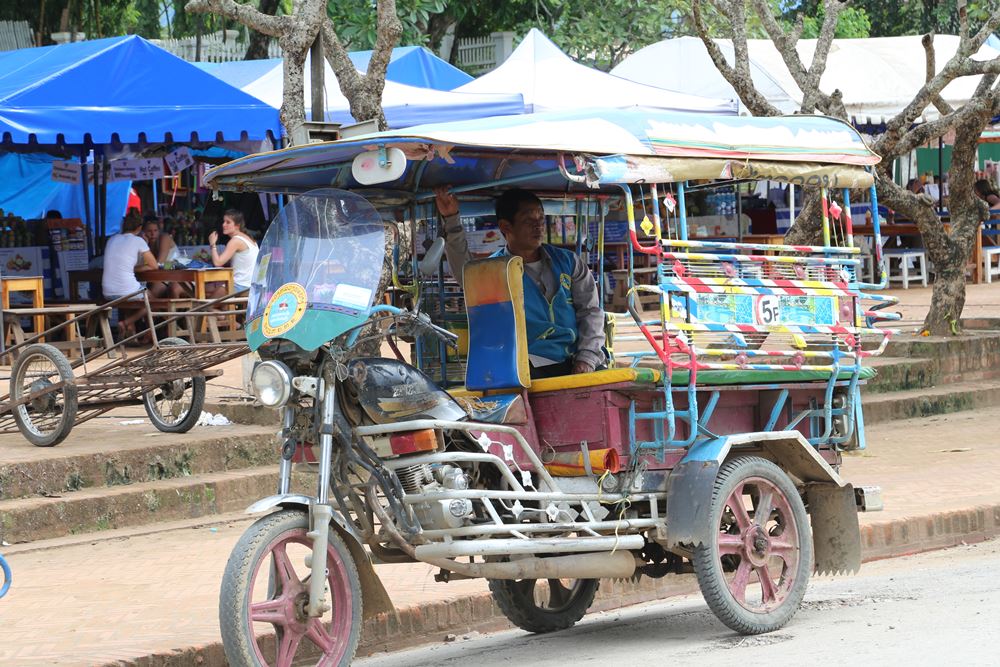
[345,357,467,424]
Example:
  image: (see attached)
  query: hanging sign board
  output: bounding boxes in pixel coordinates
[164,147,195,174]
[109,158,165,182]
[51,161,81,184]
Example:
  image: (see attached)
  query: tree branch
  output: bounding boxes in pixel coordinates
[923,33,955,117]
[184,0,288,38]
[692,0,781,117]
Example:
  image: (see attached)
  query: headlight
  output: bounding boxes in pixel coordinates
[251,360,293,407]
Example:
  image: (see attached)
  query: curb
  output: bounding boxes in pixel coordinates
[109,502,1000,667]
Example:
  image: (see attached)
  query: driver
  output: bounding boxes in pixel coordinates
[435,186,605,379]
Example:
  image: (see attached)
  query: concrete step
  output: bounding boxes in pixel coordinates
[0,467,297,545]
[863,379,1000,425]
[0,429,277,501]
[862,356,937,394]
[883,330,1000,384]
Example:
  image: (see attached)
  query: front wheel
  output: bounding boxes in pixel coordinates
[219,509,363,667]
[692,456,812,635]
[10,343,78,447]
[489,576,599,633]
[142,337,205,433]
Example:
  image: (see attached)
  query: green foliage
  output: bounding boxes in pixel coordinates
[327,0,447,49]
[798,6,872,39]
[791,0,991,38]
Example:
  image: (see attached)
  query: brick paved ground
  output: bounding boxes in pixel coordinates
[0,284,999,665]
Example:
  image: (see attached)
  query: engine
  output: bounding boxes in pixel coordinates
[398,464,475,531]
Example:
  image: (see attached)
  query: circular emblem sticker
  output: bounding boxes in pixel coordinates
[262,283,308,338]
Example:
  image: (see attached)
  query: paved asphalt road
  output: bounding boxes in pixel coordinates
[359,538,1000,666]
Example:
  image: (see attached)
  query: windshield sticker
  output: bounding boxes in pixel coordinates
[262,282,308,338]
[331,283,373,311]
[254,253,271,284]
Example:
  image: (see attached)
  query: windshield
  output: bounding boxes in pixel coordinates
[245,188,386,352]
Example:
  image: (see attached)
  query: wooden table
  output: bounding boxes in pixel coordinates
[853,223,984,284]
[139,267,234,299]
[1,276,45,336]
[68,267,235,301]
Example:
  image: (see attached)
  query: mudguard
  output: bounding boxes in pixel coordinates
[246,494,395,619]
[663,432,862,575]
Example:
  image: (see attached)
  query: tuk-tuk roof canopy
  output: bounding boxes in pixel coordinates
[205,108,881,198]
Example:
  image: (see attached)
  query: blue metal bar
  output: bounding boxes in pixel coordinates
[765,389,790,431]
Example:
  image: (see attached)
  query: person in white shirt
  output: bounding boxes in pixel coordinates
[208,209,259,296]
[102,215,158,338]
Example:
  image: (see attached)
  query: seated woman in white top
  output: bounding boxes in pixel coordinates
[141,219,183,297]
[102,215,158,337]
[208,209,259,296]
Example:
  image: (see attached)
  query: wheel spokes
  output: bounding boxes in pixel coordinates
[729,560,752,604]
[271,543,300,593]
[305,617,337,654]
[717,533,743,555]
[755,564,778,603]
[275,626,305,667]
[754,489,774,527]
[250,597,289,625]
[726,483,753,530]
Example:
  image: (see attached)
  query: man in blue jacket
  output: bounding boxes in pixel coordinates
[436,186,605,379]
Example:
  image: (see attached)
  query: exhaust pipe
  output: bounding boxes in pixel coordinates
[425,551,638,580]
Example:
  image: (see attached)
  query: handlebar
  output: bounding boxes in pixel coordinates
[344,306,457,349]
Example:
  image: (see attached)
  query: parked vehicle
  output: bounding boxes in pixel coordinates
[204,108,894,666]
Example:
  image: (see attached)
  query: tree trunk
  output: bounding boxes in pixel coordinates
[244,0,280,60]
[783,192,824,245]
[924,255,966,335]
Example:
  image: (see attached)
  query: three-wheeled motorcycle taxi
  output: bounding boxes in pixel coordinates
[203,108,895,666]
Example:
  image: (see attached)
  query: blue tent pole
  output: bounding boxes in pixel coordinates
[80,146,94,258]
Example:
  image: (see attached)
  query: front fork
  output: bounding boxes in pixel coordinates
[275,379,339,618]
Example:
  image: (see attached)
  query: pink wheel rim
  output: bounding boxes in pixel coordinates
[247,529,354,667]
[715,476,800,613]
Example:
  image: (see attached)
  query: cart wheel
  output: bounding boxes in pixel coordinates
[220,509,363,667]
[142,337,206,433]
[10,343,78,447]
[489,576,599,633]
[692,456,812,635]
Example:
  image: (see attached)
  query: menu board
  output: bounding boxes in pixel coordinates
[47,218,89,299]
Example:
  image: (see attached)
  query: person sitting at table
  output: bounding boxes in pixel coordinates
[974,179,1000,211]
[102,215,158,339]
[141,218,184,297]
[207,209,259,296]
[906,178,925,195]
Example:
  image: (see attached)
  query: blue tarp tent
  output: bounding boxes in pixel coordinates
[0,153,130,223]
[0,35,280,145]
[196,45,473,93]
[0,35,281,235]
[348,46,472,90]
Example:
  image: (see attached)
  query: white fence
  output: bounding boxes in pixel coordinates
[453,32,514,74]
[0,20,34,51]
[155,30,514,74]
[153,33,281,63]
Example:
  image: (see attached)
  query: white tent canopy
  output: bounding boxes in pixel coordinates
[455,28,737,115]
[613,35,1000,123]
[240,53,525,128]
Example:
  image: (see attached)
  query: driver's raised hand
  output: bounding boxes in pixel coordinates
[434,185,459,217]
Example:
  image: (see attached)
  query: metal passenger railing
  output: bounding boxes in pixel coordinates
[615,181,900,456]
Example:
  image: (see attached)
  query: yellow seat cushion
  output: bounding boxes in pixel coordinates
[447,367,662,399]
[528,367,662,394]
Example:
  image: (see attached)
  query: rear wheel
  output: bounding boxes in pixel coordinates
[142,337,205,433]
[219,509,363,666]
[10,343,77,447]
[692,456,811,635]
[489,576,599,633]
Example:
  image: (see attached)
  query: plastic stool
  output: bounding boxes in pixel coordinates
[885,249,927,289]
[984,247,1000,283]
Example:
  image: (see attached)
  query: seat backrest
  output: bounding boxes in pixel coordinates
[463,256,531,391]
